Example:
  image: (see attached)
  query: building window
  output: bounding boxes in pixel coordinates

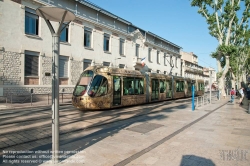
[60,24,69,42]
[25,7,39,35]
[175,57,178,68]
[103,61,110,67]
[157,70,160,73]
[136,44,140,57]
[148,48,152,62]
[157,51,160,64]
[120,39,125,55]
[164,71,167,75]
[119,64,125,68]
[25,51,39,85]
[83,59,92,70]
[104,33,110,52]
[59,56,69,85]
[164,53,167,66]
[84,27,92,48]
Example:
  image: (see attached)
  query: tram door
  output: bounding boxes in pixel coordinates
[166,81,172,98]
[151,79,159,101]
[113,76,121,106]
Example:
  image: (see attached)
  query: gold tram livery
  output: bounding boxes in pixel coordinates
[72,66,205,110]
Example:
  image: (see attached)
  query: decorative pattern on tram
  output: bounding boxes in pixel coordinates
[72,66,205,110]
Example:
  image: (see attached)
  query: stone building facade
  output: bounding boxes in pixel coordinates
[180,51,217,91]
[0,0,182,96]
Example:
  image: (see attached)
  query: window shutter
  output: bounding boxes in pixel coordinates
[59,56,68,77]
[25,51,39,76]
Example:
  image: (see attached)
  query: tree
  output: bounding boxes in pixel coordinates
[191,0,250,95]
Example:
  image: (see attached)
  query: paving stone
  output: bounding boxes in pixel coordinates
[2,97,250,166]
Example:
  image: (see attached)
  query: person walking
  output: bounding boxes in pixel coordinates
[238,87,245,105]
[230,88,236,103]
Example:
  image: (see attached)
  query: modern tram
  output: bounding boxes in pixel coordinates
[72,66,205,110]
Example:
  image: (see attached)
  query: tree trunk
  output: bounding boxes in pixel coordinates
[242,71,246,84]
[218,56,230,97]
[231,72,236,89]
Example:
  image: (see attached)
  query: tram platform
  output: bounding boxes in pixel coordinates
[0,96,249,166]
[36,97,249,166]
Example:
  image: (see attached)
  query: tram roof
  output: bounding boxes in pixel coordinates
[86,66,143,76]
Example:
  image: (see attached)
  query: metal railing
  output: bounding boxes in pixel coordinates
[0,91,222,109]
[194,91,222,108]
[0,93,72,109]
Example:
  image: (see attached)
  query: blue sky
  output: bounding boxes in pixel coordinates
[87,0,218,69]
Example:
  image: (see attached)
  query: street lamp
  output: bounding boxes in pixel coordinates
[36,7,75,164]
[209,68,215,104]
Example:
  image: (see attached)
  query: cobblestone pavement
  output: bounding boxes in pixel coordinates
[0,96,249,166]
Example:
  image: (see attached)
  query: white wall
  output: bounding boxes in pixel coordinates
[0,0,182,87]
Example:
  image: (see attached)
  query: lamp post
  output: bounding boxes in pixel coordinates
[36,7,75,164]
[192,80,195,111]
[209,68,215,104]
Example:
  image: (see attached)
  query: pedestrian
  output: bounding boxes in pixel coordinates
[230,88,235,103]
[238,87,245,105]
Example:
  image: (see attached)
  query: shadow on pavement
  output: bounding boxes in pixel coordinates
[180,155,215,166]
[0,101,187,165]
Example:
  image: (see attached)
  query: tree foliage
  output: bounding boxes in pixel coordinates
[191,0,250,91]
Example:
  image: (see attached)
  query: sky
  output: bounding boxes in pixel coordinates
[86,0,219,70]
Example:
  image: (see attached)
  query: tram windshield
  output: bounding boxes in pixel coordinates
[88,75,108,97]
[73,70,94,96]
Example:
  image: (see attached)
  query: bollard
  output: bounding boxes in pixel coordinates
[48,93,49,105]
[31,94,33,106]
[197,97,199,107]
[61,89,65,103]
[30,89,33,106]
[249,102,250,114]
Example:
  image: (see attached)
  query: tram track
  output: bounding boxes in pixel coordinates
[0,94,219,155]
[0,99,193,151]
[0,99,180,130]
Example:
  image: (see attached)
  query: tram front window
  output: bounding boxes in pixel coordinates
[73,70,94,96]
[88,75,108,97]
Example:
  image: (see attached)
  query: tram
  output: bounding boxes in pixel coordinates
[72,66,205,110]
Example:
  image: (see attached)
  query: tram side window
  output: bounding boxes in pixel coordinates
[139,78,144,94]
[199,83,204,91]
[188,83,192,92]
[134,78,144,94]
[123,77,134,95]
[160,80,166,93]
[176,81,184,92]
[123,77,144,95]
